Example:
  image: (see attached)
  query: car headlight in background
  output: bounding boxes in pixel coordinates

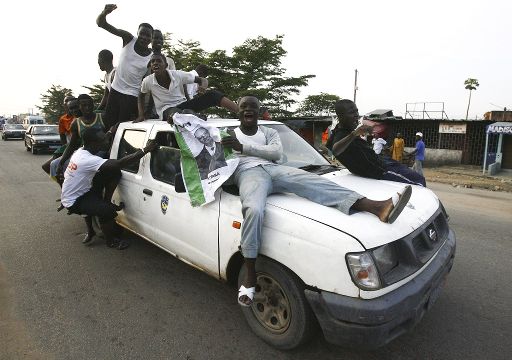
[346,252,381,290]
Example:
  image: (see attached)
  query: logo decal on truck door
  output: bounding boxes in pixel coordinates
[161,195,169,214]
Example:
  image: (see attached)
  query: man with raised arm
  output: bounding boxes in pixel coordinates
[327,99,426,187]
[96,4,153,128]
[221,96,412,307]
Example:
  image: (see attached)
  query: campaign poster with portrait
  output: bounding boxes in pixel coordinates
[173,113,239,206]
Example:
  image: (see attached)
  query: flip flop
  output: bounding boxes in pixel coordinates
[238,285,255,307]
[387,185,412,224]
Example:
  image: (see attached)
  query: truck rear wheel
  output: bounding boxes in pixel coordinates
[237,257,317,350]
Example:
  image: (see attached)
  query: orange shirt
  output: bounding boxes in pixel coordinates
[58,114,75,136]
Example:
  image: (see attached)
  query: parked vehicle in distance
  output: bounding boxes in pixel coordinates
[1,124,26,140]
[23,115,46,128]
[24,125,61,154]
[104,119,456,350]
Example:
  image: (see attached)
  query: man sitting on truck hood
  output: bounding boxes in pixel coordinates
[221,96,413,307]
[327,99,426,187]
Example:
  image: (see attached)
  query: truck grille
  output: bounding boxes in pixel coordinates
[373,207,449,286]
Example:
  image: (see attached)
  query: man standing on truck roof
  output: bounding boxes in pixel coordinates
[61,127,158,249]
[221,96,413,307]
[326,99,426,187]
[96,49,116,112]
[96,4,153,129]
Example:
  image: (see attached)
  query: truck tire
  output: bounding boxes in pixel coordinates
[237,257,317,350]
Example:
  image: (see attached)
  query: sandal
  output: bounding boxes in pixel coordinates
[387,185,412,224]
[238,285,255,307]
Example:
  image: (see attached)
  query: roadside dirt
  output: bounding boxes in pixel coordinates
[424,165,512,192]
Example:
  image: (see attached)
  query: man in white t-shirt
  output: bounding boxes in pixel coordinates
[62,128,158,249]
[372,136,387,155]
[96,4,153,129]
[221,96,412,307]
[135,54,239,122]
[97,49,116,111]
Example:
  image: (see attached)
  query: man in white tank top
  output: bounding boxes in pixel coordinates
[221,96,413,307]
[96,4,153,130]
[97,49,116,111]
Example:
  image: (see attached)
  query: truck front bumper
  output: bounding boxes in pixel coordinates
[305,229,456,349]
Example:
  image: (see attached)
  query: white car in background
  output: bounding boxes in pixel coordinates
[106,119,456,350]
[24,124,61,154]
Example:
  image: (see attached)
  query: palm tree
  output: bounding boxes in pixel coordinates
[464,78,479,120]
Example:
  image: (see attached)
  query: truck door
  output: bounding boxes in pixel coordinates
[140,128,220,277]
[112,125,153,237]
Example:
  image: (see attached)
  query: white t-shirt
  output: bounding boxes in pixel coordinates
[372,138,387,154]
[233,127,273,175]
[112,37,152,97]
[140,69,196,119]
[185,70,199,99]
[166,56,176,70]
[104,68,116,91]
[61,148,107,208]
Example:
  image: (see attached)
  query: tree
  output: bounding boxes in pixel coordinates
[162,34,315,117]
[37,85,73,124]
[296,93,341,116]
[464,78,479,120]
[82,83,105,106]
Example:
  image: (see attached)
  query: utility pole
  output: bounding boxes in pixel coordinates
[353,69,358,104]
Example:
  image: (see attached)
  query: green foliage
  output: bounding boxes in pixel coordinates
[37,85,73,124]
[296,93,341,116]
[82,83,105,106]
[162,34,315,117]
[464,78,479,90]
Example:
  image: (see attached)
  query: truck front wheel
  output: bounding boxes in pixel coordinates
[238,257,317,350]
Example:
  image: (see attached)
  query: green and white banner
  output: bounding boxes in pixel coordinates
[173,114,239,207]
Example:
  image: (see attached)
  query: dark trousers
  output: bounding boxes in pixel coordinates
[177,90,224,112]
[68,168,122,223]
[381,158,426,187]
[105,88,138,129]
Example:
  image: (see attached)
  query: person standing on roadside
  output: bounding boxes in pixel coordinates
[410,132,425,176]
[96,49,116,111]
[390,133,405,162]
[96,4,153,129]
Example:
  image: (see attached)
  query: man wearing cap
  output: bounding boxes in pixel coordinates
[327,99,426,187]
[410,132,426,176]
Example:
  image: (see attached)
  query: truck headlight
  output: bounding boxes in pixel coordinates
[346,252,381,290]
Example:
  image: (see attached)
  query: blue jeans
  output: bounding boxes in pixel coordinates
[234,164,364,258]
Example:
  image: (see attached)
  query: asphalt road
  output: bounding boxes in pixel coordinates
[1,139,511,360]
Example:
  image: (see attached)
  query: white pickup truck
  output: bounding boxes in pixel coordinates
[108,119,456,350]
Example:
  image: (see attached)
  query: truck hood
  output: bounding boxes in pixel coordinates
[266,169,439,249]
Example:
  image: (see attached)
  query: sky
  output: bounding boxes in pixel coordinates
[1,0,511,120]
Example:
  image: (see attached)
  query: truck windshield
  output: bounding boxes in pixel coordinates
[223,124,330,169]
